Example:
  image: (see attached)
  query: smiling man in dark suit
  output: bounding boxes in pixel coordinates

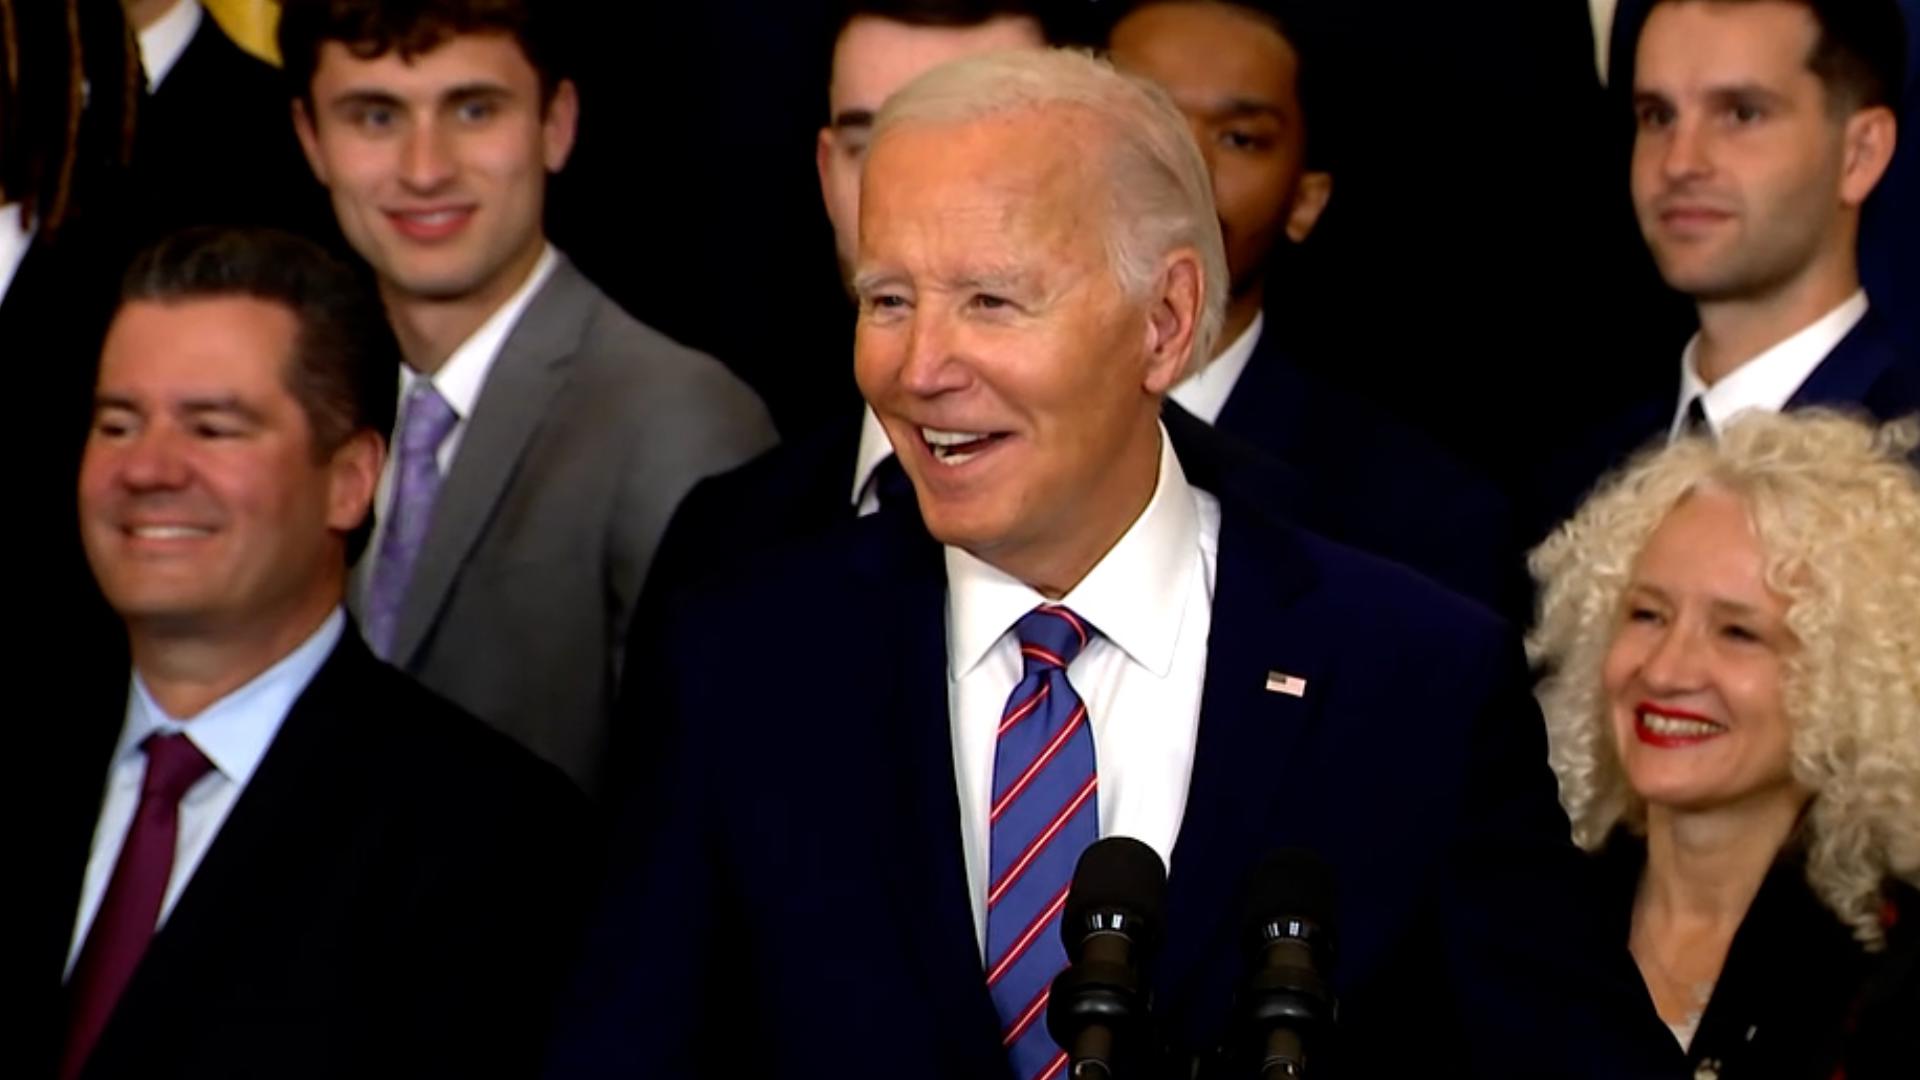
[1539,0,1916,538]
[550,49,1672,1080]
[22,227,592,1080]
[280,0,776,800]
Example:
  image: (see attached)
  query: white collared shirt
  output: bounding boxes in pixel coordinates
[65,609,345,978]
[137,0,203,92]
[0,203,33,304]
[364,244,559,592]
[1669,291,1869,440]
[850,406,893,516]
[1169,312,1262,425]
[946,427,1220,952]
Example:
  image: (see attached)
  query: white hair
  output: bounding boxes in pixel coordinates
[872,47,1230,371]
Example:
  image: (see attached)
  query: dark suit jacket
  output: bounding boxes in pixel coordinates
[558,430,1675,1079]
[127,10,338,250]
[1212,328,1527,618]
[18,626,597,1080]
[1528,305,1920,544]
[1597,835,1920,1080]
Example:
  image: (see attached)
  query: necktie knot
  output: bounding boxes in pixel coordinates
[139,732,213,806]
[1015,605,1093,673]
[399,382,458,460]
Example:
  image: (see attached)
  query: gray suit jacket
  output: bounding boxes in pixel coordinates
[352,253,777,799]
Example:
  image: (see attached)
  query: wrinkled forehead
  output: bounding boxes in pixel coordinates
[860,108,1112,252]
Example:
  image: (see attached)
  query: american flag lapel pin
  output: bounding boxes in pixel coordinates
[1265,670,1307,698]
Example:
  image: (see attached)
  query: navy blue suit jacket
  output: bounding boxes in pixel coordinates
[560,429,1674,1079]
[1212,327,1527,619]
[1529,305,1920,543]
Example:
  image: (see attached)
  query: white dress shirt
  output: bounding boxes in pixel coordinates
[0,202,33,304]
[1590,0,1621,85]
[1669,291,1869,440]
[1169,312,1262,424]
[363,244,559,594]
[65,609,345,978]
[850,406,894,516]
[137,0,203,91]
[946,427,1220,951]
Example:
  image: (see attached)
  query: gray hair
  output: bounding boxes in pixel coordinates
[872,47,1230,370]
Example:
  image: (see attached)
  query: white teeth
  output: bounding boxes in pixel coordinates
[404,210,462,224]
[921,428,989,447]
[937,450,981,467]
[1640,712,1722,737]
[131,525,210,540]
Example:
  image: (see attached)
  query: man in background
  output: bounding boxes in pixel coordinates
[281,0,776,799]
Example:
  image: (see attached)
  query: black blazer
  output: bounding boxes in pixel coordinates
[19,626,598,1079]
[1598,835,1919,1080]
[127,12,337,249]
[1528,305,1920,544]
[1212,327,1527,619]
[557,432,1676,1079]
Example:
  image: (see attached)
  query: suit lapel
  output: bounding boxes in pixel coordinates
[86,633,371,1070]
[1787,309,1905,410]
[859,512,1008,1072]
[1154,491,1328,1029]
[389,258,591,664]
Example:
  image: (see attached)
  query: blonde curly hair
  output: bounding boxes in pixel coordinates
[1528,409,1920,948]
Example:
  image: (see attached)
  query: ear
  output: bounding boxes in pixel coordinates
[1142,249,1204,393]
[292,98,329,185]
[1838,106,1896,208]
[1285,170,1334,243]
[326,429,384,534]
[816,126,836,205]
[543,78,582,173]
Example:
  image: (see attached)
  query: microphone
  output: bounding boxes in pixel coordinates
[1235,849,1337,1080]
[1046,837,1168,1079]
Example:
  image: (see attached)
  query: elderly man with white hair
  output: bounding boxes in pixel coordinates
[549,49,1674,1080]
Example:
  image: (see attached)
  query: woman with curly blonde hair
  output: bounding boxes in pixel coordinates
[1528,409,1919,1079]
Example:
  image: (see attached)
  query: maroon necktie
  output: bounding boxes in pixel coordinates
[60,732,214,1080]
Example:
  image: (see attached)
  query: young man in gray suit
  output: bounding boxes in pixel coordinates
[281,0,777,800]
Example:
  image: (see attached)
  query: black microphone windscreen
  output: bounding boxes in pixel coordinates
[1063,837,1168,933]
[1244,848,1337,933]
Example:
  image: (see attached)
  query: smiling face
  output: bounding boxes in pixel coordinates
[852,109,1193,594]
[1108,1,1330,305]
[1630,1,1879,304]
[294,33,577,309]
[1601,486,1803,816]
[79,297,377,642]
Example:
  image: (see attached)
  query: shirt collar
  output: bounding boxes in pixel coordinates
[118,608,345,786]
[851,405,893,507]
[1672,290,1869,438]
[0,202,33,304]
[402,243,559,417]
[946,424,1199,680]
[138,0,203,92]
[1168,312,1262,425]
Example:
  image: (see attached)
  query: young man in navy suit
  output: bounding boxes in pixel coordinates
[1538,0,1916,538]
[1104,0,1527,617]
[552,49,1671,1080]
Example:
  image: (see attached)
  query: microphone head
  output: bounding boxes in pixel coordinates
[1242,848,1337,954]
[1060,837,1168,954]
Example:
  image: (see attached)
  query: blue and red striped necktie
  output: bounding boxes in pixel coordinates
[985,604,1100,1080]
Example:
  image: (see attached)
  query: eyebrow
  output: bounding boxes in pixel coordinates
[1209,97,1286,122]
[831,108,876,131]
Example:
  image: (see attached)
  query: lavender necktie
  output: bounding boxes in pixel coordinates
[365,381,458,659]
